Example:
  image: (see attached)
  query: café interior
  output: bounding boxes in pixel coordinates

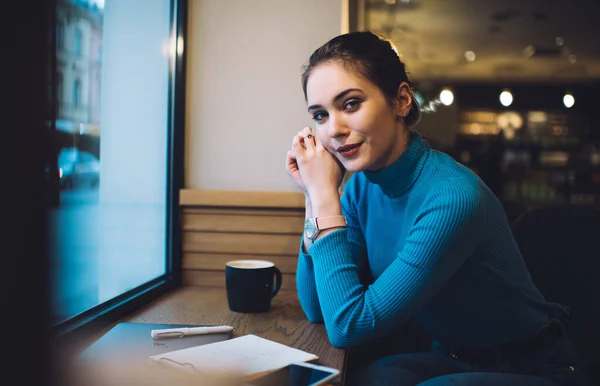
[8,0,600,385]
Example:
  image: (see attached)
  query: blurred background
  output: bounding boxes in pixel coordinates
[8,0,600,384]
[20,0,597,373]
[47,0,600,331]
[361,0,600,212]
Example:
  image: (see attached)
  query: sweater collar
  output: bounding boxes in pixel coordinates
[363,131,429,197]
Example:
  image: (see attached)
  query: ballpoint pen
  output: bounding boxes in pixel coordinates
[151,325,234,340]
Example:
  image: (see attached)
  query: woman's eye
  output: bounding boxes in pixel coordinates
[313,112,327,122]
[344,99,361,110]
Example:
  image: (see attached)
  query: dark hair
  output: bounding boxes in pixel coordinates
[301,31,420,127]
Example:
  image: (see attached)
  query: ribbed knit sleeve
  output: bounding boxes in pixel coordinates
[308,176,487,348]
[296,180,369,325]
[296,240,324,323]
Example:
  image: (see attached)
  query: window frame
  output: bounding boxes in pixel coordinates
[72,77,80,107]
[57,21,64,49]
[52,0,187,344]
[57,72,63,102]
[74,27,83,56]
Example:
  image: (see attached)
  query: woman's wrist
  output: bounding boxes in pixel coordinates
[309,190,342,218]
[302,195,313,252]
[304,195,312,218]
[302,190,343,251]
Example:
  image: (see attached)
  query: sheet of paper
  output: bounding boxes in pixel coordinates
[148,334,319,378]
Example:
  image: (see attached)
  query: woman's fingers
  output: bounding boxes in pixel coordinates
[292,127,317,165]
[299,126,324,156]
[303,127,315,143]
[313,130,325,151]
[300,127,313,137]
[286,149,294,166]
[286,149,300,171]
[299,127,315,152]
[292,134,305,156]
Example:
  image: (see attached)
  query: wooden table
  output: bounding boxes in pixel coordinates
[125,286,347,378]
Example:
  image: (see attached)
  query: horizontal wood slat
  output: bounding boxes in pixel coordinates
[183,253,298,274]
[183,207,304,217]
[180,189,306,209]
[180,190,306,292]
[183,213,304,234]
[182,270,297,292]
[183,232,300,256]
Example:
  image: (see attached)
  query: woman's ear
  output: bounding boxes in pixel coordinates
[395,81,413,120]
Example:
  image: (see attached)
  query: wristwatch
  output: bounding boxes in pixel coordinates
[304,215,347,241]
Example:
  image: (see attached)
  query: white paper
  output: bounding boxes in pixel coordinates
[148,334,319,378]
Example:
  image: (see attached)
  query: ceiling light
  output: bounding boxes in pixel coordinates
[563,93,575,108]
[523,45,536,59]
[439,88,454,106]
[556,37,564,46]
[499,90,513,107]
[568,54,577,64]
[464,51,476,62]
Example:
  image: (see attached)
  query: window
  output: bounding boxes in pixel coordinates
[50,0,186,337]
[57,22,64,49]
[72,78,81,107]
[75,27,83,56]
[57,72,63,102]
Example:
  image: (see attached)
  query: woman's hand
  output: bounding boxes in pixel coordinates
[291,127,345,203]
[286,137,308,194]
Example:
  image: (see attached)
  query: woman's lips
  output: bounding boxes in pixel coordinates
[337,143,362,158]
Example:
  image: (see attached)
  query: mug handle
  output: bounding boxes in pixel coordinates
[272,267,282,298]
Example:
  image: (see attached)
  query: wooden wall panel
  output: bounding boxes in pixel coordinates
[180,190,305,290]
[182,270,297,292]
[183,253,298,274]
[183,212,304,234]
[183,232,301,255]
[180,189,306,208]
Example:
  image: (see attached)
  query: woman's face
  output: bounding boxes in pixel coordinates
[306,62,411,172]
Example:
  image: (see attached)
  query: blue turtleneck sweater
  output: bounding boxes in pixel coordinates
[296,131,567,349]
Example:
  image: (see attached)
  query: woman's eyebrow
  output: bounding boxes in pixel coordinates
[307,88,362,112]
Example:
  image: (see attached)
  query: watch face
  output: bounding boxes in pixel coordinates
[304,219,318,240]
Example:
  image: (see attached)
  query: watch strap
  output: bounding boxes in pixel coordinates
[316,215,347,230]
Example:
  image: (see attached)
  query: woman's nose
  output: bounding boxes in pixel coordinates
[328,112,349,139]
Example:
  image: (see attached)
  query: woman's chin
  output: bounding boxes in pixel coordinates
[341,158,369,173]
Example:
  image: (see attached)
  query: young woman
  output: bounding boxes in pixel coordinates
[285,31,587,386]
